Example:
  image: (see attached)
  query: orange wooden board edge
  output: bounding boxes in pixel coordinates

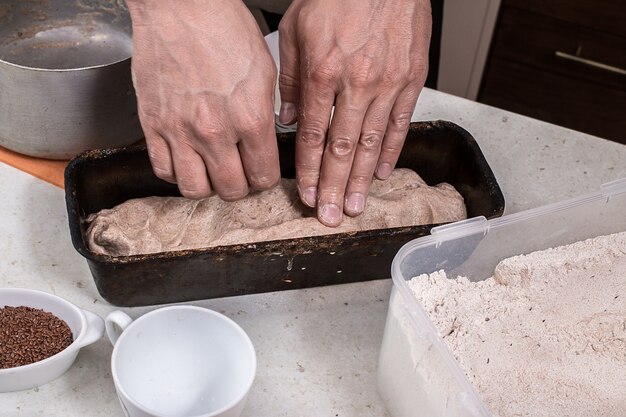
[0,146,67,189]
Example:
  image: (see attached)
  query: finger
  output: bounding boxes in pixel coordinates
[205,146,249,201]
[344,94,395,217]
[236,110,281,192]
[317,91,369,226]
[376,83,422,180]
[144,129,176,184]
[168,136,212,200]
[192,125,249,202]
[278,23,300,125]
[295,81,335,208]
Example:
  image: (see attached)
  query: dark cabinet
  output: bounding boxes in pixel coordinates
[479,0,626,144]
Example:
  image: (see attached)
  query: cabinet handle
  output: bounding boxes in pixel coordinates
[555,51,626,76]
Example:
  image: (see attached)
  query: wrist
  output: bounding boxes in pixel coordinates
[125,0,243,22]
[125,0,242,10]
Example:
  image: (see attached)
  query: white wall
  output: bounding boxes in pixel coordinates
[437,0,501,100]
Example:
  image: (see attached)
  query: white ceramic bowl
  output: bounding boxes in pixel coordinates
[0,288,104,392]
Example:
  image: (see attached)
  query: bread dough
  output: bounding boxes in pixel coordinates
[408,232,626,417]
[85,169,467,256]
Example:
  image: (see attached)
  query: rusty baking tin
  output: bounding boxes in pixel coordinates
[65,121,505,306]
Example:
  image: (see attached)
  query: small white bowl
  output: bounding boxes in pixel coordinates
[0,288,104,392]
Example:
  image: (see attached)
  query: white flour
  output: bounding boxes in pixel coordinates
[407,232,626,417]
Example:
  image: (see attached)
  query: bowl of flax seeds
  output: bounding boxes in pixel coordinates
[0,288,104,392]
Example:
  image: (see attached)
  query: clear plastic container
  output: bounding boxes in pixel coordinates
[377,178,626,417]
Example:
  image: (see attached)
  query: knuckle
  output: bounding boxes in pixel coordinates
[379,74,399,90]
[249,173,280,191]
[383,64,412,88]
[194,121,224,141]
[152,165,174,181]
[318,186,345,204]
[410,62,429,81]
[238,113,271,137]
[389,111,413,131]
[298,124,327,147]
[147,148,174,179]
[327,136,356,159]
[296,174,319,190]
[381,140,403,155]
[350,72,378,89]
[278,20,287,34]
[147,144,167,161]
[277,18,292,35]
[248,163,281,190]
[259,56,278,81]
[350,173,373,187]
[219,187,249,202]
[349,62,379,88]
[279,72,300,89]
[175,166,209,199]
[140,111,164,132]
[359,130,384,151]
[169,119,189,139]
[310,63,337,85]
[384,61,428,88]
[401,83,421,99]
[179,186,210,200]
[402,62,429,88]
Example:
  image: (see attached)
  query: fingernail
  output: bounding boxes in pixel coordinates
[302,186,317,207]
[279,102,297,125]
[319,203,342,226]
[345,193,365,215]
[376,163,392,179]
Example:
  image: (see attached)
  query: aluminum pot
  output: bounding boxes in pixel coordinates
[0,0,142,159]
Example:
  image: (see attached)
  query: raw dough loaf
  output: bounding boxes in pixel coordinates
[86,168,466,256]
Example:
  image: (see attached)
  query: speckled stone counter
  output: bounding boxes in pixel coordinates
[1,88,625,417]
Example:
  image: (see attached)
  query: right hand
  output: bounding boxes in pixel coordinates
[126,0,280,200]
[278,0,431,226]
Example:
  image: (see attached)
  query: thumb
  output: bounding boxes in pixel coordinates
[278,25,300,125]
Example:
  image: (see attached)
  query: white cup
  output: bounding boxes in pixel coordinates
[105,306,256,417]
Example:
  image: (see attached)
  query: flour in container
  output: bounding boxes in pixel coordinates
[408,231,626,417]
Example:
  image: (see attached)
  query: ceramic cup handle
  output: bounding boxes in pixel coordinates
[105,311,133,346]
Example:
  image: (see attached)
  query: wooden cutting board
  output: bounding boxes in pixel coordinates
[0,145,67,188]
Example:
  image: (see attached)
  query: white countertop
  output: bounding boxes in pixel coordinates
[1,88,625,417]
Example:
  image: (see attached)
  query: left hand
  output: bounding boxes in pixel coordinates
[127,0,280,202]
[278,0,432,226]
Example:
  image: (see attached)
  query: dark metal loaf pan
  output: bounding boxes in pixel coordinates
[65,121,505,306]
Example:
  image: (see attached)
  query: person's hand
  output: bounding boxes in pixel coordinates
[126,0,280,200]
[278,0,432,226]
